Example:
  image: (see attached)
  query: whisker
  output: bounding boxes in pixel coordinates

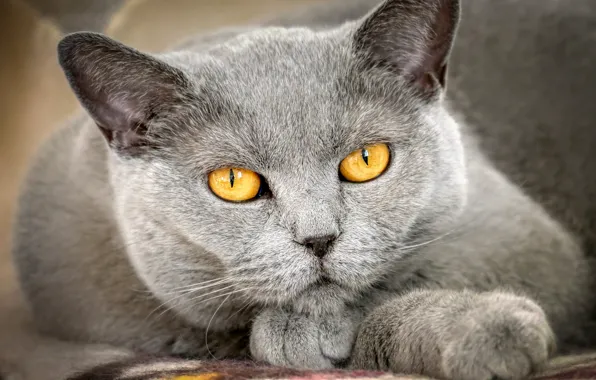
[182,284,238,303]
[167,277,231,292]
[225,298,254,323]
[161,288,248,326]
[133,278,230,296]
[189,289,250,310]
[158,279,232,297]
[399,229,457,251]
[205,293,232,360]
[173,286,254,323]
[145,283,237,322]
[144,300,177,325]
[398,214,485,252]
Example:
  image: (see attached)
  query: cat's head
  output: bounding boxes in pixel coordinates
[58,0,466,316]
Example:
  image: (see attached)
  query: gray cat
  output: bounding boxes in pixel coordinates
[13,0,596,379]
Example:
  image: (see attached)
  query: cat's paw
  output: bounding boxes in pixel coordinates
[350,290,555,380]
[441,293,555,380]
[250,307,361,369]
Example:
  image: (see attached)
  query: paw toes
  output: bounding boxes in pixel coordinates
[250,309,338,369]
[283,315,334,369]
[486,350,532,380]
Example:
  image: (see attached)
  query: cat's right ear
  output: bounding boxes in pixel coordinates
[353,0,460,99]
[58,32,194,155]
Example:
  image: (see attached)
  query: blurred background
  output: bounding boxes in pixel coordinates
[0,0,323,377]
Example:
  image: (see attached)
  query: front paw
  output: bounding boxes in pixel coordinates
[442,293,555,380]
[351,290,555,380]
[250,308,361,369]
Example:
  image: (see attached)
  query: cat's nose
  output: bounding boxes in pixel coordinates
[299,234,337,259]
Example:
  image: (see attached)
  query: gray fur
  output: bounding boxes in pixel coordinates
[12,0,596,379]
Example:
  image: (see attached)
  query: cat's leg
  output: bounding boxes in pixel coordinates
[17,244,249,361]
[15,207,252,360]
[26,288,250,361]
[350,290,555,380]
[349,164,592,380]
[250,306,364,369]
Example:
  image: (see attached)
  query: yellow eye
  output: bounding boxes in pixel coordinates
[339,143,390,183]
[208,168,261,202]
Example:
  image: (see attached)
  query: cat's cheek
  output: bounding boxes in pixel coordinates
[320,217,408,291]
[168,200,270,264]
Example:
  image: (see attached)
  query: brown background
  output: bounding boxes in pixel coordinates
[0,1,322,378]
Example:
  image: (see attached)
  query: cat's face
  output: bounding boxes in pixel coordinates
[59,0,464,316]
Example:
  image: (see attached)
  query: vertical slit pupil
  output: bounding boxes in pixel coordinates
[256,176,264,198]
[361,148,369,166]
[229,169,235,188]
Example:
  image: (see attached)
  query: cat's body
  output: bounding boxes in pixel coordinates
[13,0,596,379]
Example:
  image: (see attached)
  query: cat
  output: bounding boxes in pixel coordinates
[12,0,596,379]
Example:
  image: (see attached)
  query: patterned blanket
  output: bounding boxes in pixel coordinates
[67,354,596,380]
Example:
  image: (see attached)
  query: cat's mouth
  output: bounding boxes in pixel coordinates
[314,275,334,287]
[292,274,337,298]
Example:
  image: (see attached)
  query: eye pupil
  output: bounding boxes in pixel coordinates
[229,169,235,188]
[361,149,369,166]
[256,175,267,198]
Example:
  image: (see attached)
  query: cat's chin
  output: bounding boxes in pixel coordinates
[283,280,358,316]
[247,277,356,315]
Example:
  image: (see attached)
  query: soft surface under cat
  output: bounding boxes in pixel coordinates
[12,0,596,379]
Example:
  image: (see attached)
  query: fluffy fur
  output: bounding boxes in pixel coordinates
[13,0,596,379]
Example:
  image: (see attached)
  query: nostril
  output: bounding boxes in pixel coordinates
[311,246,328,258]
[301,234,337,258]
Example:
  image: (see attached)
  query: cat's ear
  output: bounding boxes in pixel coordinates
[58,32,193,155]
[354,0,460,97]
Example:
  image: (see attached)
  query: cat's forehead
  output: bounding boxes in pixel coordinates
[171,28,420,172]
[197,28,352,111]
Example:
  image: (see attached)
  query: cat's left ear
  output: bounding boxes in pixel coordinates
[353,0,460,97]
[58,32,195,156]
